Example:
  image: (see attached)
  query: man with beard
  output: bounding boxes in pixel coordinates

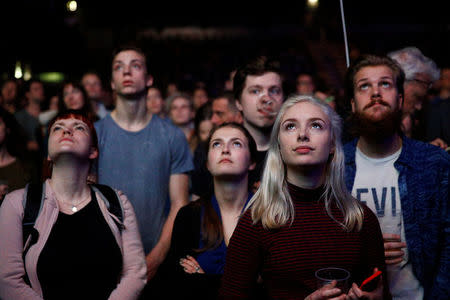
[343,54,449,299]
[233,56,284,190]
[95,45,193,283]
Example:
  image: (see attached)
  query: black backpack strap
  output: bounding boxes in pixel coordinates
[22,183,43,250]
[22,182,44,286]
[91,183,124,229]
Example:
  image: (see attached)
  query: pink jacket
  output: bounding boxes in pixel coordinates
[0,180,147,300]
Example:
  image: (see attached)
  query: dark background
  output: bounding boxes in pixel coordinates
[1,0,449,97]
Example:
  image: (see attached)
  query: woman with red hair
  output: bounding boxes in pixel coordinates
[0,110,146,300]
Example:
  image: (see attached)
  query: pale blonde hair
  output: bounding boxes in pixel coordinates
[248,95,364,231]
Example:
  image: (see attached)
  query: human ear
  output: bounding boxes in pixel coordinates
[235,112,243,124]
[329,139,335,155]
[146,75,154,88]
[89,148,99,160]
[351,98,356,113]
[205,160,212,173]
[397,93,403,110]
[330,146,335,155]
[235,99,243,112]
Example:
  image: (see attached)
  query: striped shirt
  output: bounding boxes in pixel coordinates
[220,183,388,299]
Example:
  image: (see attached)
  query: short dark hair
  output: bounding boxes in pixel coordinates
[233,56,282,101]
[111,44,148,72]
[23,79,43,93]
[81,71,103,87]
[212,91,239,113]
[1,79,17,90]
[345,54,405,102]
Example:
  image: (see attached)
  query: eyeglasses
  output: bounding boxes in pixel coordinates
[410,78,433,90]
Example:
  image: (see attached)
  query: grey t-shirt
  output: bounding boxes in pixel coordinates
[95,114,193,253]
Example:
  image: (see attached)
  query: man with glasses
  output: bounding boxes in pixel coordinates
[425,67,450,148]
[387,47,444,147]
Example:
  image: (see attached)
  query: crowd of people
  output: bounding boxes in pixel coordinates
[0,43,448,300]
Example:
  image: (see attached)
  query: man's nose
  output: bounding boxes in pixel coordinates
[259,91,274,107]
[371,86,381,98]
[211,114,221,125]
[414,99,423,111]
[123,65,131,74]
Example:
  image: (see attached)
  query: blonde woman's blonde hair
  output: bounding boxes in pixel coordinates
[248,95,364,231]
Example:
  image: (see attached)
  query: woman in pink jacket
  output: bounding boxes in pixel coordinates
[0,110,147,300]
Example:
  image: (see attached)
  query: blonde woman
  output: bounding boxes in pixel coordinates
[220,95,389,299]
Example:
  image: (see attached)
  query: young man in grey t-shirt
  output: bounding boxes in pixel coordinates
[95,45,193,281]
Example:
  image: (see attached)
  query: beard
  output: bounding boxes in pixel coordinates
[348,100,402,141]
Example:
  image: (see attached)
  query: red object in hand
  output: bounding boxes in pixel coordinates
[359,270,382,289]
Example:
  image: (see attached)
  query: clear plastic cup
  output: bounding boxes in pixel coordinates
[315,267,350,293]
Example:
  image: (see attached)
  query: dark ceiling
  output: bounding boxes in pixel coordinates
[1,0,449,87]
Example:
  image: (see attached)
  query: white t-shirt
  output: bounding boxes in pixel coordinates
[352,147,423,300]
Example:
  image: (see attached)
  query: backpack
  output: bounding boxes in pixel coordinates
[22,182,123,256]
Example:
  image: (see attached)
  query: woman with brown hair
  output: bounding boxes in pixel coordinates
[160,122,257,299]
[58,81,98,122]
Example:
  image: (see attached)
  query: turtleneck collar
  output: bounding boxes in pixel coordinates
[286,181,325,202]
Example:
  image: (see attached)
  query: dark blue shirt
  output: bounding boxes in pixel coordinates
[196,194,252,274]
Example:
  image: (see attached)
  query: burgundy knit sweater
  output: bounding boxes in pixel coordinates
[220,183,389,299]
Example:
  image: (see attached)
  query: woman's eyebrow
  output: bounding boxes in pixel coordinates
[281,118,297,124]
[307,117,326,123]
[230,137,245,143]
[210,138,223,143]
